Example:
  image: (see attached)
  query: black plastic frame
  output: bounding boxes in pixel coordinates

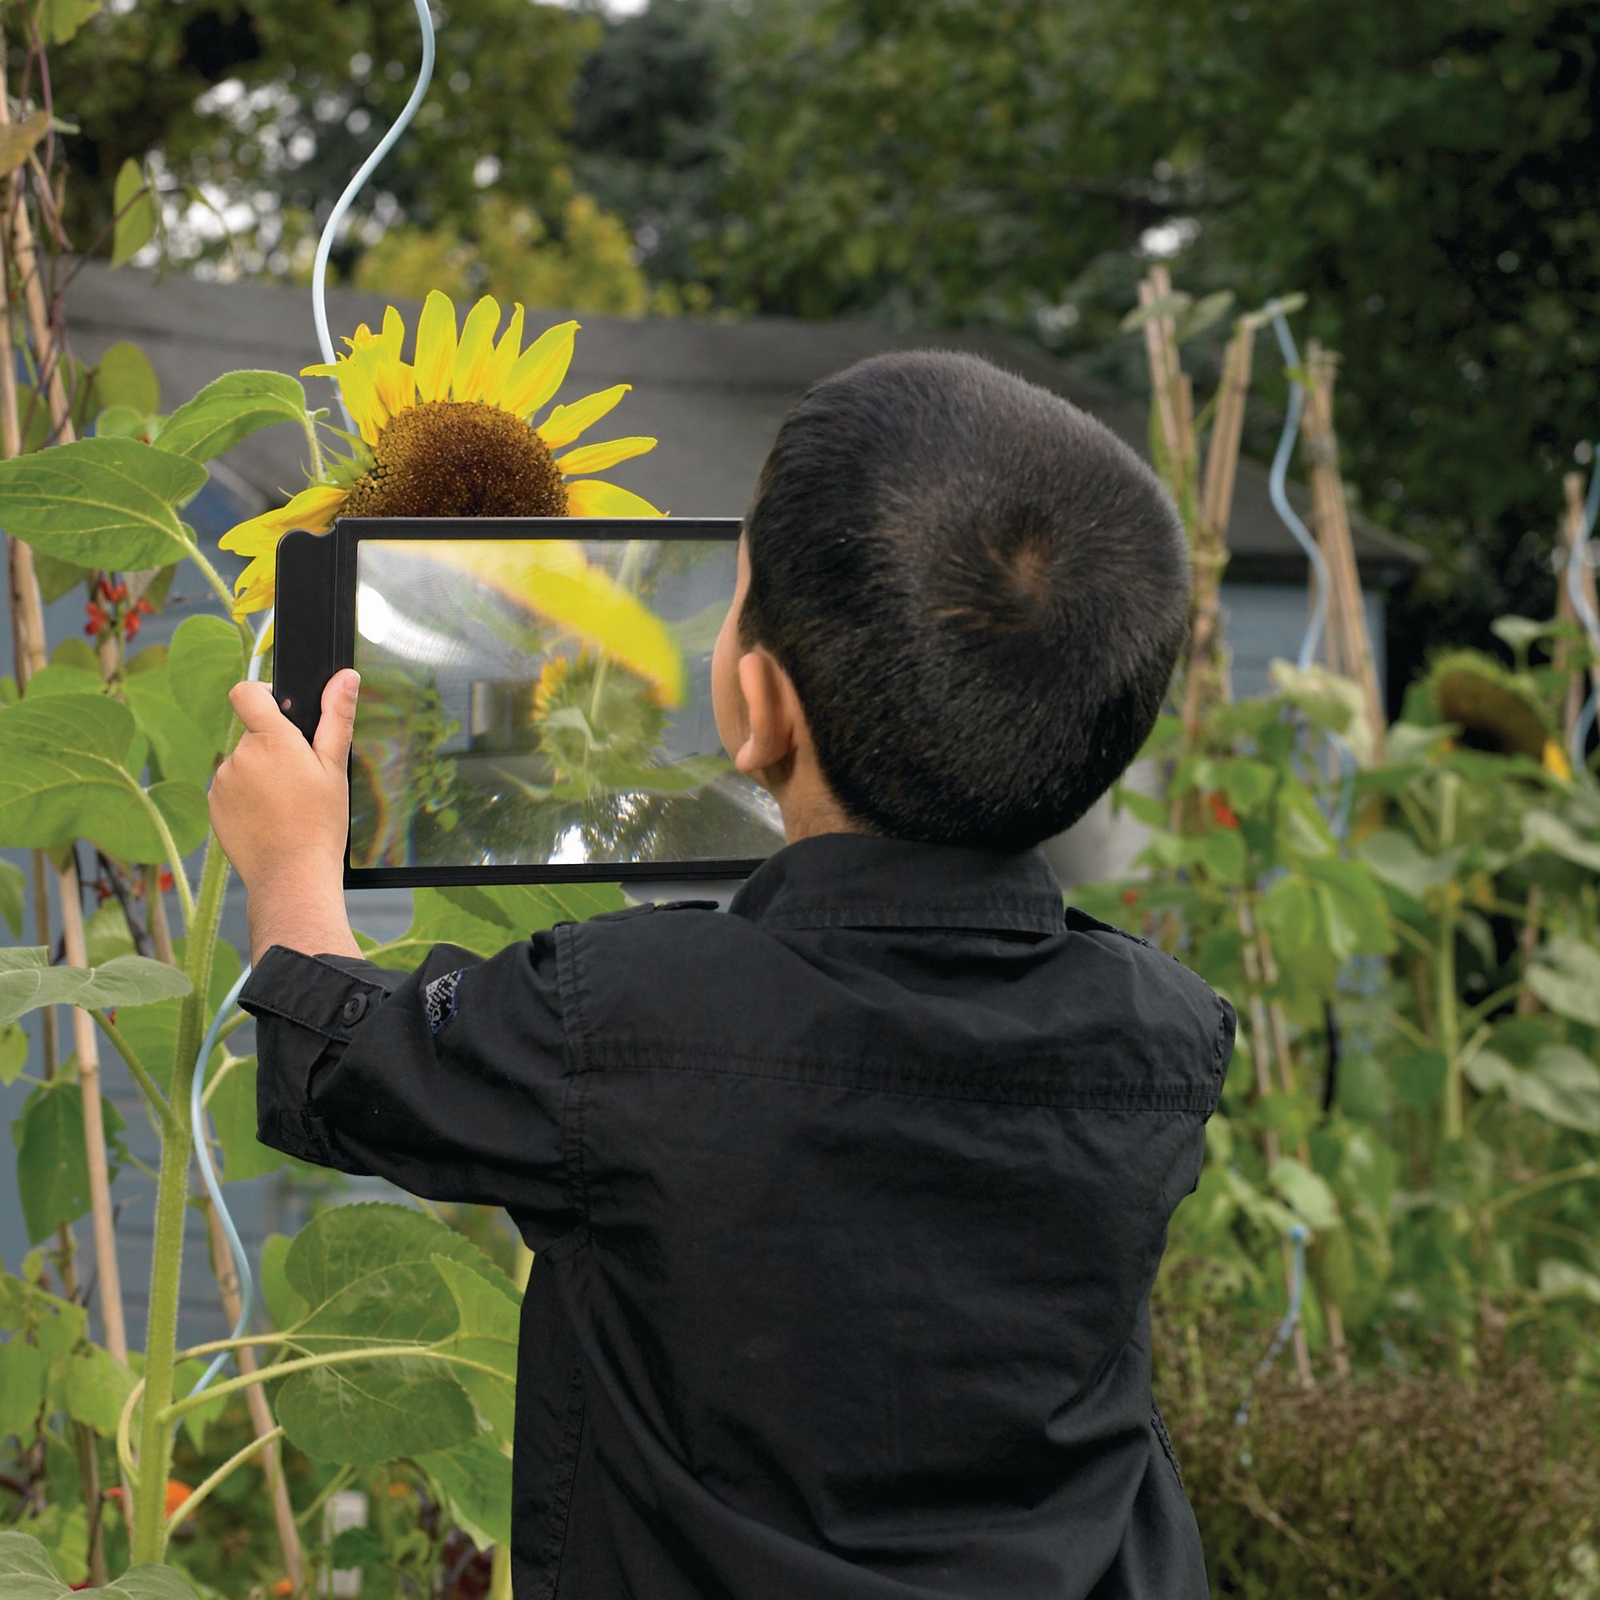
[274,515,763,889]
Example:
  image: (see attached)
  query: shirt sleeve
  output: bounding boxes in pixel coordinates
[239,935,578,1241]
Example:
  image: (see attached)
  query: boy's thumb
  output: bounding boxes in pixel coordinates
[312,669,361,766]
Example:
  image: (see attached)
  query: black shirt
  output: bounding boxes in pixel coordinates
[242,834,1235,1600]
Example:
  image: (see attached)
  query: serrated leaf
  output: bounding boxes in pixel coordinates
[0,1336,50,1438]
[0,695,211,861]
[284,1201,519,1330]
[12,1081,127,1245]
[432,1253,519,1431]
[275,1357,478,1464]
[0,436,205,571]
[154,370,310,463]
[0,947,191,1027]
[169,614,245,754]
[419,1435,512,1549]
[0,858,25,936]
[111,159,157,269]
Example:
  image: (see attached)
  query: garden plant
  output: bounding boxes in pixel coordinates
[3,8,1600,1599]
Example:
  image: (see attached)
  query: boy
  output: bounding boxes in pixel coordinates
[212,350,1235,1599]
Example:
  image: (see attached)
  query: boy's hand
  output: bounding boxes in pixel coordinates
[209,669,362,961]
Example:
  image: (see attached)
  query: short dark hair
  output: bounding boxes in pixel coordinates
[740,350,1189,849]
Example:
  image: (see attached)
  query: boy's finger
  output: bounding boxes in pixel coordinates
[229,681,290,737]
[311,669,361,766]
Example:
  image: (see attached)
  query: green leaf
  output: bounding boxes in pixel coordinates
[169,614,246,754]
[0,1530,65,1585]
[92,342,161,417]
[1358,829,1460,900]
[0,110,50,180]
[0,1270,88,1356]
[367,882,626,970]
[1301,857,1394,958]
[31,553,94,606]
[11,1081,127,1245]
[1537,1260,1600,1307]
[112,938,239,1097]
[207,1056,289,1182]
[111,159,157,269]
[0,695,210,861]
[1390,1047,1449,1112]
[0,436,206,571]
[0,947,191,1027]
[260,1234,309,1329]
[1522,809,1600,873]
[94,404,151,441]
[0,1335,50,1439]
[171,1357,229,1454]
[23,664,105,699]
[62,1345,136,1437]
[419,1435,512,1549]
[1269,1157,1340,1231]
[1205,757,1278,814]
[123,673,214,790]
[1510,1046,1600,1133]
[83,901,135,965]
[275,1355,479,1464]
[0,858,25,936]
[0,1023,29,1085]
[36,0,99,45]
[431,1253,519,1430]
[1527,937,1600,1027]
[154,370,310,463]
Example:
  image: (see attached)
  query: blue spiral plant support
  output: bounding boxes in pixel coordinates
[1566,453,1600,775]
[189,0,438,1405]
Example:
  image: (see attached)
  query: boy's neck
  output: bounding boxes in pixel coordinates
[772,769,862,845]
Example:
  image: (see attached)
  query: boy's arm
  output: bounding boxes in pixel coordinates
[210,673,578,1237]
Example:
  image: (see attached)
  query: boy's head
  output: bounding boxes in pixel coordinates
[712,350,1189,850]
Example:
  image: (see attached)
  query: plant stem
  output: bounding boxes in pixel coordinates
[130,834,230,1563]
[1435,774,1463,1143]
[1485,1160,1600,1217]
[180,532,244,619]
[168,1426,285,1535]
[93,1009,176,1134]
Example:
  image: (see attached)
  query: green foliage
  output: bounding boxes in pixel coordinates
[11,1081,127,1244]
[1157,1327,1600,1600]
[152,371,312,464]
[0,947,191,1026]
[0,695,208,862]
[0,1532,199,1597]
[0,437,206,570]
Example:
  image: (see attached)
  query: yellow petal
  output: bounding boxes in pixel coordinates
[369,307,416,421]
[555,436,657,476]
[413,290,458,403]
[478,302,525,411]
[230,554,276,618]
[337,357,386,445]
[453,295,503,403]
[502,321,579,419]
[428,539,683,705]
[219,483,348,556]
[563,478,665,518]
[301,361,340,379]
[538,384,631,450]
[1543,738,1574,780]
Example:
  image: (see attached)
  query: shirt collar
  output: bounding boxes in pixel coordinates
[728,833,1067,936]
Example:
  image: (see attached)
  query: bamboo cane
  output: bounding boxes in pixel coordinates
[1299,343,1388,763]
[1557,472,1600,748]
[204,1202,306,1594]
[2,83,130,1375]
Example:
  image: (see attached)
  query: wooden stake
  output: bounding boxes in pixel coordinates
[1299,344,1387,762]
[205,1202,305,1594]
[1557,472,1600,748]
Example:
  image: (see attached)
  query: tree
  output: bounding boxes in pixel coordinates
[41,0,597,273]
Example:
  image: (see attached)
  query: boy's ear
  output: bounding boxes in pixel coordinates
[733,648,803,775]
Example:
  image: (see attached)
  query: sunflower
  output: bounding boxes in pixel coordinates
[220,291,664,618]
[1426,649,1571,779]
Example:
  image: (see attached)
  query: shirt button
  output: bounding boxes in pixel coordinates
[341,993,369,1026]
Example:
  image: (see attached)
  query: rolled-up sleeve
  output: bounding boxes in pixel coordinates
[240,933,578,1241]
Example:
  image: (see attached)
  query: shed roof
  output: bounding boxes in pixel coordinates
[63,263,1423,586]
